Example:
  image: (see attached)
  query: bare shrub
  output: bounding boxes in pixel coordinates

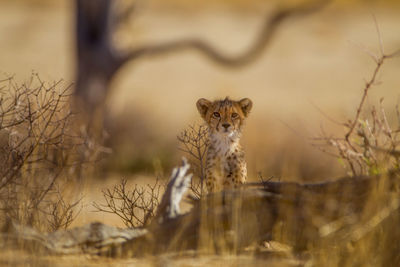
[0,74,92,231]
[313,32,400,176]
[177,124,208,199]
[46,186,83,231]
[91,124,207,228]
[93,178,164,228]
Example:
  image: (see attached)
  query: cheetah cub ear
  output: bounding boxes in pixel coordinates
[196,98,212,119]
[239,98,253,117]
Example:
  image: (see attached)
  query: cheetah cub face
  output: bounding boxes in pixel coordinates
[196,97,252,138]
[196,97,253,193]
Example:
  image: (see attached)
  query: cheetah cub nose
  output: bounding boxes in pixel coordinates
[222,123,230,129]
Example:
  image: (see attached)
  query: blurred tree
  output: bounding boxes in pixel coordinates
[74,0,329,116]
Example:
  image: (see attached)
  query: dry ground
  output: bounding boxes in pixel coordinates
[0,250,302,267]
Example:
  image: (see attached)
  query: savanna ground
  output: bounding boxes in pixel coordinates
[0,0,400,266]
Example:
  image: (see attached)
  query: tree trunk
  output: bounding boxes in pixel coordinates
[75,0,120,113]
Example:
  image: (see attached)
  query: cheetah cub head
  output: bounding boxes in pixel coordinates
[196,97,253,137]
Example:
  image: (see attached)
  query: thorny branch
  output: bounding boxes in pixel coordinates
[345,50,399,145]
[313,21,400,176]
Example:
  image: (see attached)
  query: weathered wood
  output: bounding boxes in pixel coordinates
[138,173,400,254]
[2,221,147,256]
[3,169,399,257]
[154,157,193,223]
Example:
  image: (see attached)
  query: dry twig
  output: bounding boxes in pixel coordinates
[0,74,93,231]
[93,178,164,228]
[177,124,208,198]
[313,21,400,176]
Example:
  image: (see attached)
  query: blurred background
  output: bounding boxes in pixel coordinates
[0,0,399,225]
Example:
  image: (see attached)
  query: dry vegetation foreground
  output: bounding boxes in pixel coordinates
[0,251,300,267]
[1,2,400,182]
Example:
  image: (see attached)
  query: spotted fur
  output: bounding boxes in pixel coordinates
[196,97,252,193]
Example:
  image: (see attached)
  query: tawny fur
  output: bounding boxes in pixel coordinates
[196,97,252,193]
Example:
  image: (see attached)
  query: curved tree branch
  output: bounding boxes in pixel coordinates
[75,0,330,110]
[117,1,330,69]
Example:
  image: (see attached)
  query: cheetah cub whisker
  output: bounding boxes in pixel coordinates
[196,97,253,193]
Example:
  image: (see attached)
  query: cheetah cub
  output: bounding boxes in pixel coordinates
[196,97,253,193]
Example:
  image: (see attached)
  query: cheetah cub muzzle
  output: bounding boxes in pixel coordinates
[196,97,253,193]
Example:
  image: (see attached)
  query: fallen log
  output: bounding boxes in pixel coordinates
[2,159,400,258]
[1,220,147,255]
[134,171,400,255]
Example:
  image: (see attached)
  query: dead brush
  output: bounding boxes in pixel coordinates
[313,30,400,176]
[91,123,208,228]
[0,74,93,231]
[177,124,208,199]
[314,101,400,176]
[93,178,164,228]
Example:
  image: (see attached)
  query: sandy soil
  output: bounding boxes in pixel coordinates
[0,249,301,267]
